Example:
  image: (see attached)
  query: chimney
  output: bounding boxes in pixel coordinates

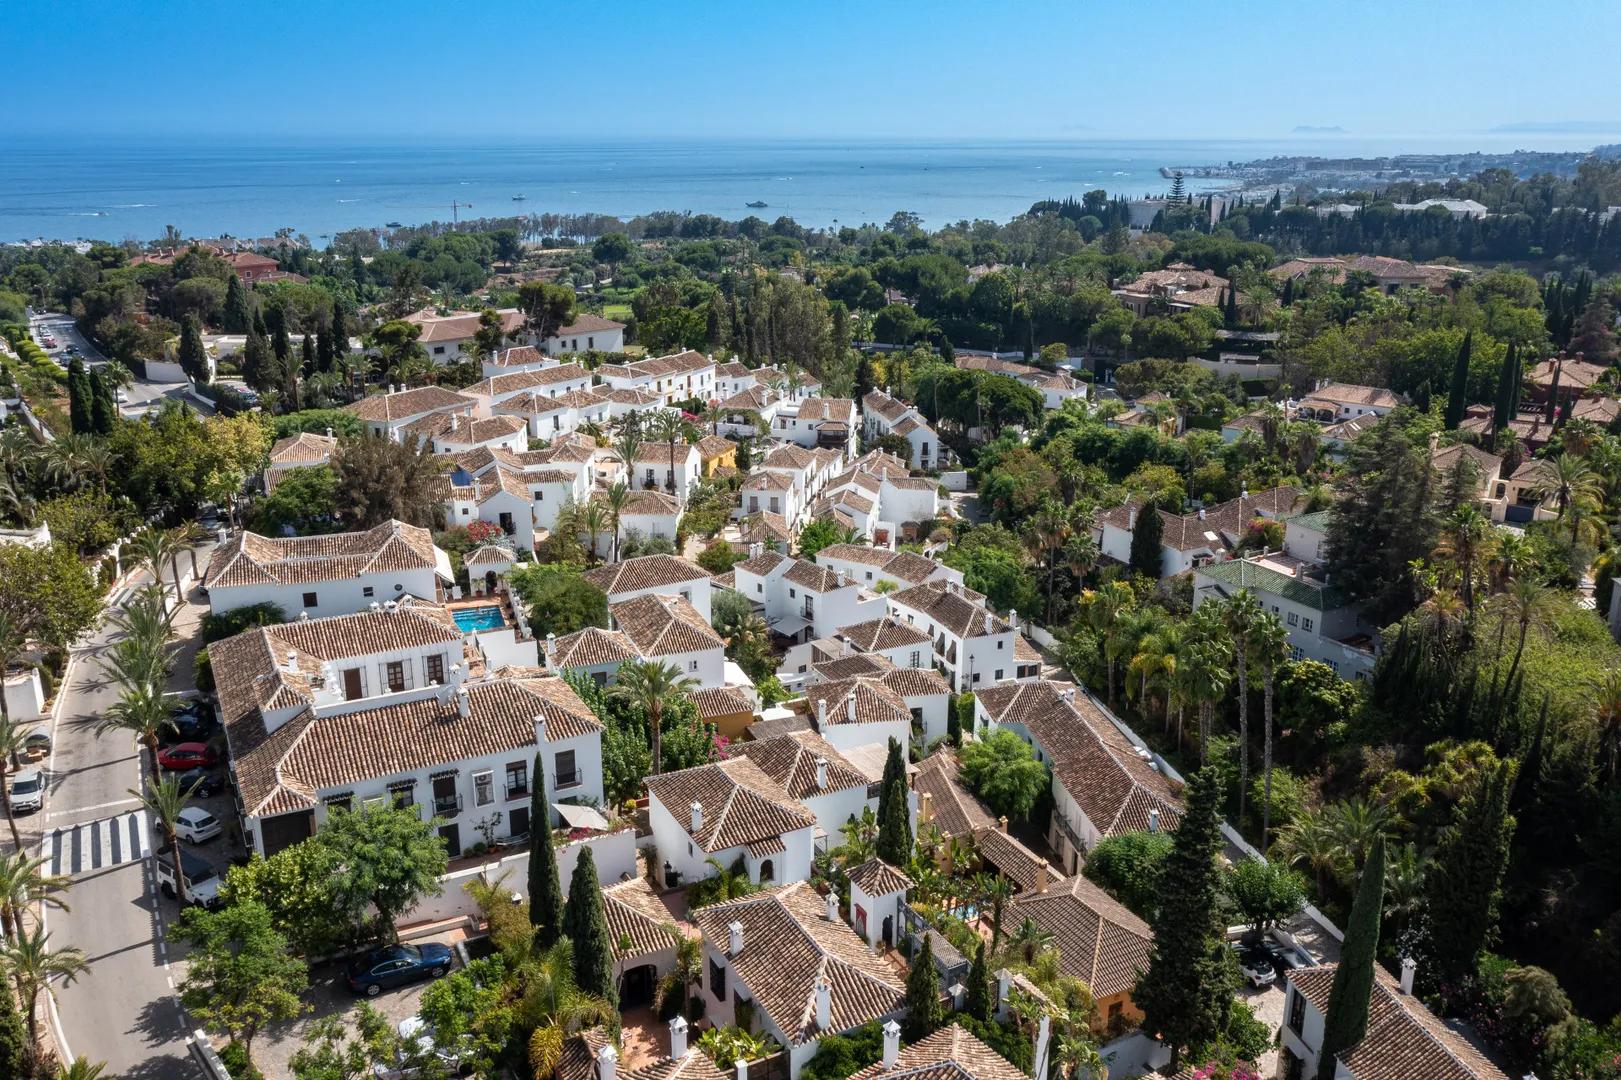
[690,800,704,833]
[1032,1015,1051,1080]
[1148,807,1160,833]
[825,890,839,921]
[1400,957,1417,996]
[545,631,556,663]
[1034,861,1050,894]
[534,715,547,746]
[596,1044,618,1080]
[668,1016,689,1059]
[1127,505,1137,529]
[846,695,856,724]
[815,756,829,789]
[984,610,993,634]
[298,610,309,621]
[1197,507,1206,520]
[1008,608,1017,631]
[881,1020,901,1068]
[324,425,333,438]
[456,687,471,718]
[815,976,832,1031]
[995,968,1012,1011]
[284,651,298,672]
[816,698,827,729]
[919,791,934,823]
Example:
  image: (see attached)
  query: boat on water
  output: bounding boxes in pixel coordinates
[746,200,768,208]
[385,221,403,228]
[512,194,527,201]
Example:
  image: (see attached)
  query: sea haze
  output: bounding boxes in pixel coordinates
[0,134,1594,245]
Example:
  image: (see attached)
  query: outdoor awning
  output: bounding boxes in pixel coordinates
[769,614,810,637]
[552,802,610,832]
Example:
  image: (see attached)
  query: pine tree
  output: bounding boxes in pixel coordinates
[964,939,992,1022]
[563,847,617,1007]
[223,273,252,334]
[178,314,209,384]
[1316,839,1387,1080]
[528,758,566,948]
[1323,417,1438,623]
[67,356,92,433]
[1421,758,1518,985]
[1444,330,1471,430]
[1128,499,1164,578]
[1133,767,1234,1071]
[1169,172,1186,202]
[876,738,912,866]
[902,934,946,1039]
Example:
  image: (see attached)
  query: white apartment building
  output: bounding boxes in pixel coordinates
[885,580,1016,692]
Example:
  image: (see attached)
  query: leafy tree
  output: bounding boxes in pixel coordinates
[329,434,446,529]
[1323,413,1437,622]
[957,729,1048,820]
[174,899,309,1057]
[511,565,608,638]
[697,540,743,575]
[1083,829,1174,921]
[1226,858,1306,933]
[902,934,946,1040]
[416,955,516,1077]
[801,1021,886,1080]
[1418,758,1518,987]
[222,841,345,957]
[288,1005,400,1080]
[876,738,912,866]
[0,967,33,1080]
[518,280,577,342]
[320,805,448,939]
[529,756,566,948]
[796,518,854,559]
[0,541,103,651]
[562,847,617,1007]
[1133,767,1235,1071]
[249,465,338,535]
[592,232,634,264]
[1128,500,1164,578]
[1316,840,1386,1080]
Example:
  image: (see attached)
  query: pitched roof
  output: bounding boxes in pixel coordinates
[582,555,708,596]
[688,685,757,722]
[691,882,904,1043]
[461,364,591,399]
[734,551,791,577]
[975,680,1182,837]
[488,345,548,368]
[643,757,815,852]
[550,626,638,669]
[731,730,870,799]
[553,313,626,336]
[625,1053,731,1080]
[805,675,912,727]
[914,751,998,839]
[697,435,736,460]
[1288,964,1510,1080]
[405,307,525,343]
[1308,382,1401,409]
[268,432,337,465]
[761,444,818,470]
[784,559,846,593]
[794,397,857,423]
[414,412,529,444]
[848,1025,1027,1080]
[888,580,1010,638]
[975,827,1059,893]
[845,858,913,897]
[836,617,932,653]
[811,653,896,683]
[1006,874,1152,1000]
[205,520,445,590]
[611,594,724,657]
[604,877,679,960]
[739,511,793,544]
[344,386,477,422]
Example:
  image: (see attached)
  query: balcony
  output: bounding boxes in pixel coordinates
[505,781,530,801]
[433,794,462,816]
[555,769,582,790]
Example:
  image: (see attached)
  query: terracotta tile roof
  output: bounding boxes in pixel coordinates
[554,313,626,336]
[268,432,337,465]
[888,580,1009,638]
[714,361,752,378]
[878,667,951,697]
[811,653,896,683]
[604,877,679,960]
[1526,356,1607,393]
[739,511,792,544]
[816,543,894,567]
[626,1053,731,1080]
[205,520,446,590]
[1013,636,1042,665]
[688,685,756,722]
[719,385,781,411]
[691,882,904,1043]
[845,858,913,897]
[1098,485,1305,555]
[643,757,815,852]
[832,490,874,514]
[1007,874,1152,1000]
[696,435,736,460]
[488,345,547,368]
[836,617,932,653]
[734,551,791,577]
[731,730,870,799]
[975,827,1059,893]
[743,470,794,491]
[550,626,638,668]
[418,413,529,445]
[406,307,525,343]
[602,489,682,517]
[228,674,602,818]
[761,445,818,470]
[1431,443,1503,482]
[862,390,912,422]
[461,364,591,399]
[583,555,708,596]
[1308,382,1401,409]
[805,676,912,727]
[975,680,1182,837]
[914,751,997,839]
[849,1024,1027,1080]
[1289,964,1510,1080]
[794,397,856,422]
[784,559,846,593]
[884,476,938,492]
[557,1027,614,1080]
[611,594,723,657]
[465,544,517,567]
[344,386,477,422]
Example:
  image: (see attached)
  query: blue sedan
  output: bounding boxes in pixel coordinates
[345,943,453,997]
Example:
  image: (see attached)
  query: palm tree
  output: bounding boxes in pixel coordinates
[1250,612,1290,850]
[1588,670,1621,783]
[1003,916,1055,965]
[4,925,89,1041]
[654,933,702,1020]
[599,481,630,563]
[1053,1031,1108,1080]
[0,718,31,851]
[1434,505,1491,613]
[76,442,115,497]
[982,873,1015,951]
[0,850,71,939]
[1383,843,1427,938]
[1024,503,1071,624]
[1490,578,1558,688]
[128,526,187,609]
[56,1058,108,1080]
[1080,581,1134,709]
[580,501,608,563]
[1534,453,1604,544]
[523,939,617,1079]
[1221,590,1264,822]
[649,411,693,496]
[97,681,174,783]
[1127,623,1180,723]
[694,857,758,906]
[610,660,695,776]
[1276,807,1339,896]
[836,807,879,866]
[1327,798,1391,872]
[131,775,201,906]
[1185,603,1233,762]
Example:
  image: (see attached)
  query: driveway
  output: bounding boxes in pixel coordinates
[1240,980,1286,1077]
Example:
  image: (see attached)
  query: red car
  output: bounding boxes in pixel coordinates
[157,742,217,770]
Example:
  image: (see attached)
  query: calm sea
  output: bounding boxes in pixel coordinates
[0,135,1590,246]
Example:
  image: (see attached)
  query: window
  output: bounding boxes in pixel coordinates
[909,651,921,668]
[386,661,407,693]
[505,761,529,799]
[426,655,445,685]
[462,507,470,516]
[555,750,580,789]
[997,640,1004,649]
[1287,988,1306,1035]
[994,669,1004,681]
[472,771,494,807]
[689,660,699,672]
[710,957,726,1001]
[390,783,415,810]
[362,586,375,598]
[1302,617,1314,632]
[1287,612,1299,627]
[303,591,318,609]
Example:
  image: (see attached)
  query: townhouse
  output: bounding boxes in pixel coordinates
[628,440,703,502]
[480,344,553,377]
[643,757,817,888]
[213,615,604,857]
[812,453,943,545]
[802,666,953,753]
[695,434,737,476]
[954,355,1087,411]
[714,385,786,440]
[885,579,1016,692]
[543,626,639,687]
[730,729,880,840]
[203,520,454,618]
[815,543,961,593]
[1094,485,1306,578]
[1004,874,1154,1035]
[597,349,716,406]
[693,883,905,1078]
[344,385,479,441]
[608,594,729,689]
[740,470,807,531]
[404,307,527,366]
[974,679,1183,876]
[591,488,683,549]
[758,444,843,506]
[775,618,936,692]
[728,552,888,644]
[405,412,530,455]
[264,431,336,491]
[736,511,793,554]
[1193,553,1376,679]
[439,441,612,550]
[459,364,594,419]
[774,396,859,454]
[711,360,760,400]
[581,554,713,620]
[861,390,942,469]
[537,313,627,355]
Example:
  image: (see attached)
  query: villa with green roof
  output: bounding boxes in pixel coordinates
[1192,553,1376,678]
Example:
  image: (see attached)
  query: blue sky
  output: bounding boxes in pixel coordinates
[12,0,1621,142]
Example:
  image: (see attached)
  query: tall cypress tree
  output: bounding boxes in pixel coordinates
[1128,499,1164,578]
[902,934,945,1039]
[1492,341,1518,433]
[331,294,348,363]
[242,327,271,392]
[1443,330,1471,430]
[563,847,617,1007]
[178,314,209,384]
[528,756,566,947]
[876,737,911,866]
[964,939,992,1022]
[0,976,31,1080]
[1133,767,1234,1071]
[300,333,316,378]
[1223,285,1239,329]
[1316,839,1387,1080]
[89,367,115,434]
[66,356,92,433]
[223,273,252,334]
[1421,758,1518,985]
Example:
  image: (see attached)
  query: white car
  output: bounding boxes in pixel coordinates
[9,769,44,814]
[1237,947,1278,988]
[174,806,222,843]
[372,1016,468,1079]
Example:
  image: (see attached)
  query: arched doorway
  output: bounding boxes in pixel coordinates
[758,858,775,884]
[485,570,498,594]
[881,915,894,946]
[620,963,657,1008]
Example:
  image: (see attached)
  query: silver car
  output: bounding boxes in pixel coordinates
[9,769,44,814]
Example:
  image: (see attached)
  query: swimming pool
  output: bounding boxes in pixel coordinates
[452,606,506,632]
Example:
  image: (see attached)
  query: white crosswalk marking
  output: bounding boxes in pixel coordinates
[46,811,151,878]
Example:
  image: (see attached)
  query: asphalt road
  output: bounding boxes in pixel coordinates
[32,546,218,1080]
[28,310,213,417]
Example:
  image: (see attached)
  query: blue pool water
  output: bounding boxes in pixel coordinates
[452,606,505,632]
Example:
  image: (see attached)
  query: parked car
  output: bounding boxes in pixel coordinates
[346,943,453,997]
[1236,945,1277,988]
[372,1016,472,1079]
[155,846,223,907]
[157,742,217,770]
[166,709,219,743]
[176,766,226,798]
[9,769,44,814]
[174,806,222,844]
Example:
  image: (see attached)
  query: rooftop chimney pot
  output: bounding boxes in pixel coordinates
[668,1016,689,1059]
[815,976,832,1031]
[728,920,744,956]
[815,756,829,789]
[882,1020,901,1068]
[1400,956,1417,996]
[690,800,704,833]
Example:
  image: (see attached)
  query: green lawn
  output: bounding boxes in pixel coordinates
[602,303,633,322]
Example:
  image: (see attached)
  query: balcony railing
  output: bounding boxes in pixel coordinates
[433,794,462,815]
[505,781,530,800]
[554,769,582,790]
